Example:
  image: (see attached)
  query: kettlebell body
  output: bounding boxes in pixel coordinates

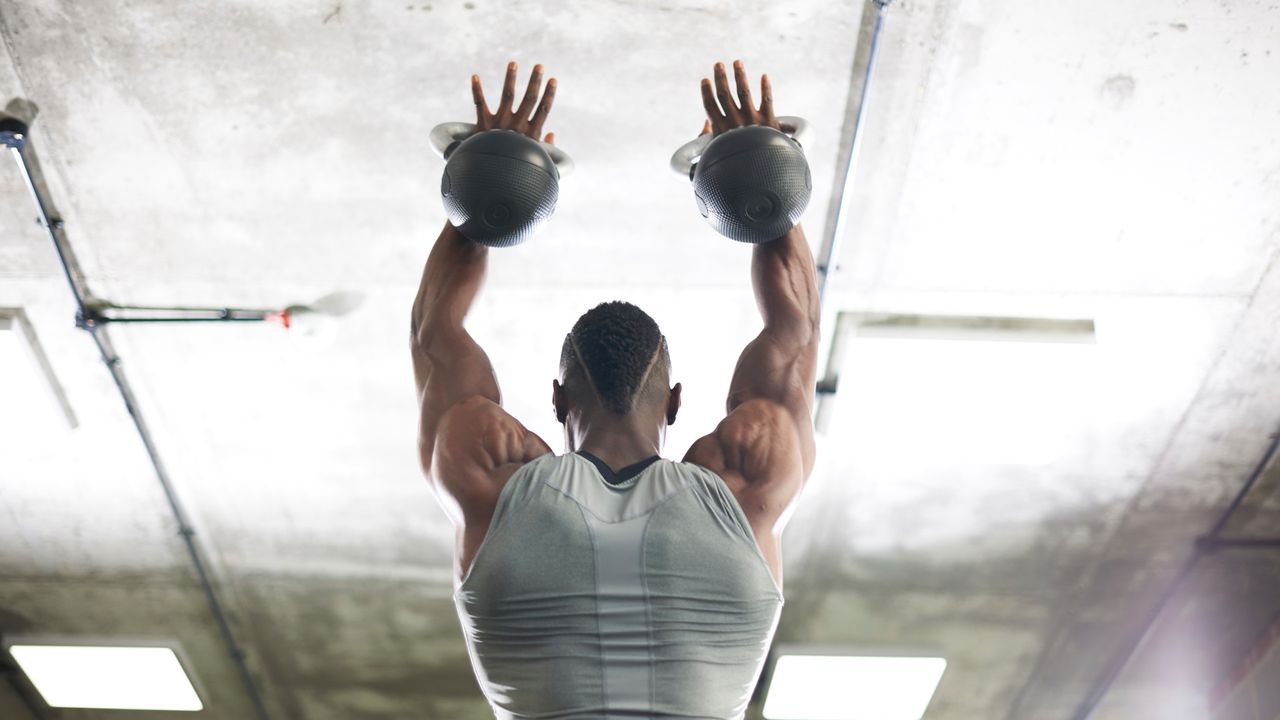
[691,125,812,244]
[441,129,560,248]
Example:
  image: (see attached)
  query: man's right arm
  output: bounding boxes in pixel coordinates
[685,222,820,534]
[682,61,821,587]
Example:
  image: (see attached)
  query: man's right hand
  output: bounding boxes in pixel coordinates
[699,59,782,138]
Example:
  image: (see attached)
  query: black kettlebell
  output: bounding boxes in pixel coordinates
[670,117,813,244]
[430,123,576,248]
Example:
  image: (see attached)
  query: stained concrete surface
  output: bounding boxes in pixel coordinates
[1,0,1279,718]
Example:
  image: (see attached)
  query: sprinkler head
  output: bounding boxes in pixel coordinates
[0,117,29,150]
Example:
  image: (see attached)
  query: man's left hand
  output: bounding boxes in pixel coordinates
[471,60,557,145]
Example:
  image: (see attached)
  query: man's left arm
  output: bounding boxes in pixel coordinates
[411,62,557,527]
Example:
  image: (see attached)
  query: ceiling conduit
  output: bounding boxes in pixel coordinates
[0,117,274,720]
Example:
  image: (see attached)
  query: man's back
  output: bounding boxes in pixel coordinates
[455,453,784,719]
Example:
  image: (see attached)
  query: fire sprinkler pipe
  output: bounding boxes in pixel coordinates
[1,117,274,720]
[815,0,892,306]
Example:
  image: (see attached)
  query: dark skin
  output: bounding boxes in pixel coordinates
[413,59,819,588]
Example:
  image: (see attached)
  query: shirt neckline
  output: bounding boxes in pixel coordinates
[575,450,662,487]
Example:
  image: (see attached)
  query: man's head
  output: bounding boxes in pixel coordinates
[553,301,681,434]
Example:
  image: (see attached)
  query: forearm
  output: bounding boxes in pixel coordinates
[724,223,821,417]
[411,221,501,423]
[411,222,489,346]
[751,223,821,345]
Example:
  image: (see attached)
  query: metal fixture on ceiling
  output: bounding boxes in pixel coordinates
[75,290,363,329]
[0,116,275,720]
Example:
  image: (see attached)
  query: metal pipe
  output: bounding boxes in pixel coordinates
[1072,428,1280,719]
[81,305,280,325]
[4,123,274,720]
[1204,432,1280,539]
[815,0,891,306]
[7,147,85,312]
[87,316,268,324]
[1196,537,1280,551]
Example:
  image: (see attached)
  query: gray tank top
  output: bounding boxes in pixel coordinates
[453,452,784,719]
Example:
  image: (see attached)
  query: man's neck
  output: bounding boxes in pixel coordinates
[572,417,662,472]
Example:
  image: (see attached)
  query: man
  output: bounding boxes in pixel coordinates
[410,58,819,719]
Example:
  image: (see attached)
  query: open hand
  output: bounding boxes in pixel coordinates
[472,61,557,145]
[699,59,780,139]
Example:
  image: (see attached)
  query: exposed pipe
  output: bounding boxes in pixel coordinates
[79,307,283,325]
[1072,428,1280,719]
[1197,537,1280,551]
[815,0,892,306]
[1,119,274,720]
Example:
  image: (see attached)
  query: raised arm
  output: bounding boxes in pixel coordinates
[728,224,820,474]
[684,61,820,570]
[412,62,556,531]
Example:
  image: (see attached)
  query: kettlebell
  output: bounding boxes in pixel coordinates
[669,116,813,244]
[429,122,576,248]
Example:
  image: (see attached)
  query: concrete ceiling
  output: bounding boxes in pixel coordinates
[1,0,1278,718]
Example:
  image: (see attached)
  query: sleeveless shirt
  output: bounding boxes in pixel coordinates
[453,452,784,719]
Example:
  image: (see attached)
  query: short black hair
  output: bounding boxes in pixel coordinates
[560,301,670,415]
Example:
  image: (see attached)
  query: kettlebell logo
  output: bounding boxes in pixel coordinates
[743,192,778,223]
[484,203,513,228]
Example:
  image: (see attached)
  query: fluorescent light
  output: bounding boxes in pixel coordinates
[763,654,946,720]
[850,313,1096,344]
[0,308,77,431]
[814,311,1096,435]
[8,644,203,711]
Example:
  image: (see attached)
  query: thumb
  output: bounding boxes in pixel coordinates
[699,119,711,136]
[544,132,556,145]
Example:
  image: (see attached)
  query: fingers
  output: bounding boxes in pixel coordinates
[529,77,557,138]
[713,62,742,124]
[701,78,727,133]
[515,63,543,120]
[471,74,491,129]
[732,59,755,114]
[760,73,779,127]
[472,61,556,138]
[699,119,711,136]
[496,61,518,120]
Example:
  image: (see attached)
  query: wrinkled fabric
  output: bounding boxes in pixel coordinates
[454,453,784,719]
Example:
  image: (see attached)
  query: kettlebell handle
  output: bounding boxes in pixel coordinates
[429,122,575,179]
[668,116,810,178]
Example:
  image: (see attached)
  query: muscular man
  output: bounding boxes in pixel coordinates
[410,59,819,719]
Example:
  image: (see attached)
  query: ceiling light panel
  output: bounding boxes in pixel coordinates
[7,644,203,711]
[763,653,947,720]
